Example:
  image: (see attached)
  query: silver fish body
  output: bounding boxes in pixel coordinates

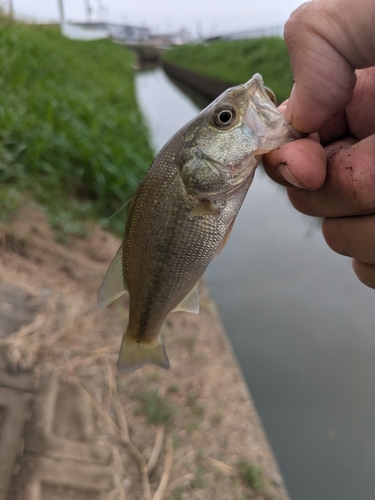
[98,74,299,373]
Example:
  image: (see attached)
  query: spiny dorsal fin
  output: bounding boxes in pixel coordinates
[172,282,199,314]
[117,335,170,373]
[98,244,126,309]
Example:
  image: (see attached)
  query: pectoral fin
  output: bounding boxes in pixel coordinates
[117,335,170,373]
[98,244,126,309]
[172,282,199,313]
[190,200,220,217]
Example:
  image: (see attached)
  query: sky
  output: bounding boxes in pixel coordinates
[7,0,307,37]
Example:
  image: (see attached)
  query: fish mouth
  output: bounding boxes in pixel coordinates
[243,73,302,148]
[244,73,275,106]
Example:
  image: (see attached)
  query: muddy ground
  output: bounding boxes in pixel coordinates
[0,200,289,500]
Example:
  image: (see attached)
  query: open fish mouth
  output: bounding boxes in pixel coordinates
[244,73,277,106]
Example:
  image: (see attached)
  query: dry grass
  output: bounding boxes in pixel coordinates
[0,202,288,500]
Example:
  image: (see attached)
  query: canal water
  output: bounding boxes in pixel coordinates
[135,66,375,500]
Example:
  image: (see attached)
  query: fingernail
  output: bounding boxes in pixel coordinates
[284,83,295,125]
[277,163,304,188]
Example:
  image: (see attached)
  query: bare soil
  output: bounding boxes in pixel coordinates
[0,200,289,500]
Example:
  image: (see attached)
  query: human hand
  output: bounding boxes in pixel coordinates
[263,0,375,289]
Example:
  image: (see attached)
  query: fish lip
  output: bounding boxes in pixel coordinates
[244,73,272,104]
[244,74,303,140]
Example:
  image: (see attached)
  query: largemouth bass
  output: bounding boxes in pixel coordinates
[98,74,299,373]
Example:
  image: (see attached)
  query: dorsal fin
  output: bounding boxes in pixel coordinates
[172,282,199,314]
[98,244,126,309]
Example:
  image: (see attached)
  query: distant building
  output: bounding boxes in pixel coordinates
[148,28,193,48]
[78,23,151,43]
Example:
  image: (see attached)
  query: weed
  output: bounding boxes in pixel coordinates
[170,485,184,500]
[236,458,264,492]
[186,394,198,407]
[186,393,205,417]
[195,449,205,462]
[134,389,173,426]
[186,416,201,435]
[190,467,208,489]
[211,409,223,426]
[192,403,205,417]
[168,383,179,394]
[0,186,22,224]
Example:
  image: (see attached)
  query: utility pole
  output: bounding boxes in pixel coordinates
[57,0,64,24]
[85,0,92,24]
[8,0,14,18]
[97,0,104,24]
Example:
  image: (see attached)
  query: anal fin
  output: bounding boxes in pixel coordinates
[172,282,199,313]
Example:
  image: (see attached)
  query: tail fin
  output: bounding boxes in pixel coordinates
[117,335,170,373]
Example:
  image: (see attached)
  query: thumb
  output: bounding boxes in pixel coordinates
[284,0,375,134]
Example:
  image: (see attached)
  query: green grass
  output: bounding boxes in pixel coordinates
[0,19,153,234]
[163,38,293,103]
[134,389,174,426]
[236,458,265,493]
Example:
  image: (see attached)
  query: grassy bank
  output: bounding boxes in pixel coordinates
[162,38,292,103]
[0,20,153,234]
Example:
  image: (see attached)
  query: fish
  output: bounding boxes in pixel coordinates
[98,73,300,373]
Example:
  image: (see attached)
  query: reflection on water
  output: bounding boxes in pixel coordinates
[136,66,375,500]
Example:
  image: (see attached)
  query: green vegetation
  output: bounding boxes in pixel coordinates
[190,467,209,489]
[236,458,264,493]
[163,37,293,103]
[170,485,184,500]
[0,19,153,234]
[134,389,174,426]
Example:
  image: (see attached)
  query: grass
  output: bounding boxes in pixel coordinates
[0,19,153,234]
[134,389,174,426]
[236,457,265,493]
[162,37,293,103]
[191,467,209,489]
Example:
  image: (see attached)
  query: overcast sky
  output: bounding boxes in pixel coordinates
[8,0,307,37]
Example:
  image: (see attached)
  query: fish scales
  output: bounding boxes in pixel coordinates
[98,74,300,373]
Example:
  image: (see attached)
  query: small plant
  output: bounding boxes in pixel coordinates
[191,467,208,489]
[187,417,200,435]
[170,485,184,500]
[186,393,205,416]
[168,383,179,394]
[211,409,223,426]
[195,449,205,462]
[186,393,198,407]
[134,389,173,426]
[236,458,264,492]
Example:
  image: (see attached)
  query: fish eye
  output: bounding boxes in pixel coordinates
[265,87,277,105]
[212,106,236,127]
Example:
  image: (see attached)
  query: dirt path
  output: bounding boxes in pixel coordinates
[0,201,289,500]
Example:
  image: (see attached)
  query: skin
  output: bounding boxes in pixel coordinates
[263,0,375,288]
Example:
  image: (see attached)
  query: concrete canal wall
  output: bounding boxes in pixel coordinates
[162,60,233,100]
